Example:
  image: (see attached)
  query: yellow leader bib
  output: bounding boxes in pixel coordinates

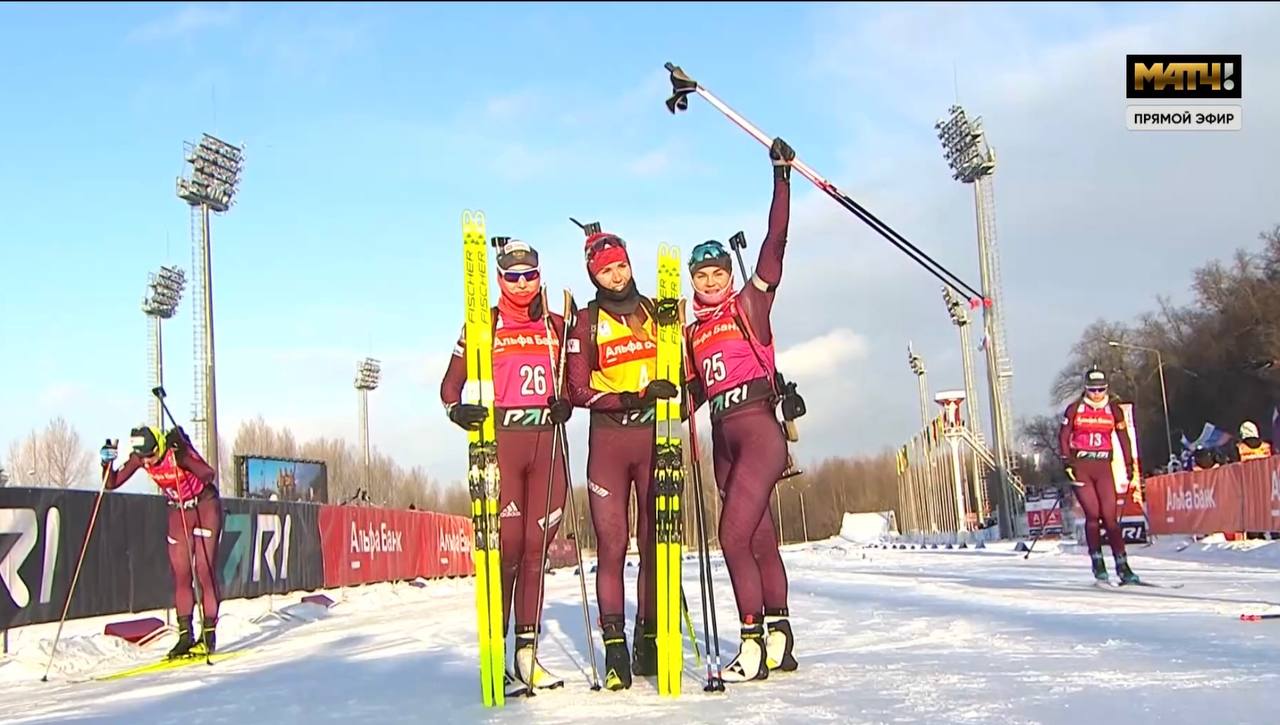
[590,306,658,394]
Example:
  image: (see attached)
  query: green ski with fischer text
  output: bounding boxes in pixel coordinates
[654,243,685,697]
[462,210,506,708]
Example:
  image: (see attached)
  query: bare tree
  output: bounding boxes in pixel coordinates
[5,417,95,488]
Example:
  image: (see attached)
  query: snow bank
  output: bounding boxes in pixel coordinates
[838,510,896,543]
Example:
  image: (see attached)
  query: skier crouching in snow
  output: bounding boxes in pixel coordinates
[682,136,798,683]
[100,426,223,658]
[440,239,569,690]
[563,228,677,691]
[1058,367,1141,585]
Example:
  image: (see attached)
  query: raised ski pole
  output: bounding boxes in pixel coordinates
[41,449,113,681]
[664,62,988,307]
[152,386,213,666]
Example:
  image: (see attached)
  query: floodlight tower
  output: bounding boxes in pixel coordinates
[177,133,244,482]
[354,358,382,491]
[936,105,1022,538]
[942,285,986,519]
[141,266,186,428]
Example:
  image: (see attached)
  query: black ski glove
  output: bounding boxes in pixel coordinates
[548,396,573,425]
[618,380,678,410]
[770,137,795,181]
[448,403,489,431]
[166,426,190,453]
[644,380,679,401]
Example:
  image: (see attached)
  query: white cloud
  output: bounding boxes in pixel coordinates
[776,328,869,381]
[129,4,241,42]
[38,383,85,408]
[627,148,673,177]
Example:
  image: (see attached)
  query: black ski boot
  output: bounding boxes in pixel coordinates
[1115,554,1141,585]
[600,616,632,691]
[196,619,217,656]
[764,608,798,672]
[631,618,658,677]
[1090,551,1109,584]
[722,617,769,684]
[166,616,196,660]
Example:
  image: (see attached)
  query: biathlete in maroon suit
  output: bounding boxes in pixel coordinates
[563,229,678,691]
[440,239,569,690]
[1058,366,1141,585]
[683,137,798,683]
[101,425,222,659]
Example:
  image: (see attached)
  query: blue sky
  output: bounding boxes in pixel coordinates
[2,3,1277,492]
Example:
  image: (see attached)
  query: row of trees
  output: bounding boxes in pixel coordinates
[2,412,898,548]
[229,416,470,514]
[1018,224,1280,472]
[3,416,96,488]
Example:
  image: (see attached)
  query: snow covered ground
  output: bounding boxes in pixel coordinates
[2,536,1278,724]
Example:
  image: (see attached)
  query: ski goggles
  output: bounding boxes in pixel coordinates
[585,234,626,260]
[501,267,540,283]
[688,240,731,272]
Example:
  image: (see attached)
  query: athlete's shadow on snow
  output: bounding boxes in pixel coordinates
[41,630,528,724]
[853,563,1280,608]
[799,572,1280,673]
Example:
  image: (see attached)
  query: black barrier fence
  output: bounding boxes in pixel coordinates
[1,488,325,630]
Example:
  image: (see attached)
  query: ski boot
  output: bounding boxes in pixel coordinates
[764,608,798,672]
[1115,554,1141,585]
[1090,551,1109,584]
[631,618,658,677]
[600,616,632,691]
[504,668,531,698]
[194,620,217,656]
[721,617,769,683]
[166,615,196,660]
[514,626,564,690]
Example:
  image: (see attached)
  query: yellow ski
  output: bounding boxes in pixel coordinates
[463,209,505,707]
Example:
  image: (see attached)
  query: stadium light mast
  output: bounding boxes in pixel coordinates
[943,285,987,521]
[936,105,1022,539]
[177,132,244,489]
[354,358,382,493]
[142,265,186,429]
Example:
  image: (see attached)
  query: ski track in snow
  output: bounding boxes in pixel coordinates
[1,538,1277,724]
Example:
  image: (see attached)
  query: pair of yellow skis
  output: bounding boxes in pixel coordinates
[462,211,506,708]
[653,244,685,698]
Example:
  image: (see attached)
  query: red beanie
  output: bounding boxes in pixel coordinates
[584,232,630,277]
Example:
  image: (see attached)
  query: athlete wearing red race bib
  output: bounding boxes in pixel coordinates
[1058,367,1140,584]
[441,240,569,690]
[101,425,222,659]
[683,137,796,683]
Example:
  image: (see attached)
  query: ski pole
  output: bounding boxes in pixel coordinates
[551,291,604,691]
[153,387,214,666]
[41,453,113,682]
[727,231,752,280]
[682,330,724,692]
[680,588,702,666]
[1023,493,1064,560]
[531,289,601,690]
[561,450,603,690]
[664,62,988,306]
